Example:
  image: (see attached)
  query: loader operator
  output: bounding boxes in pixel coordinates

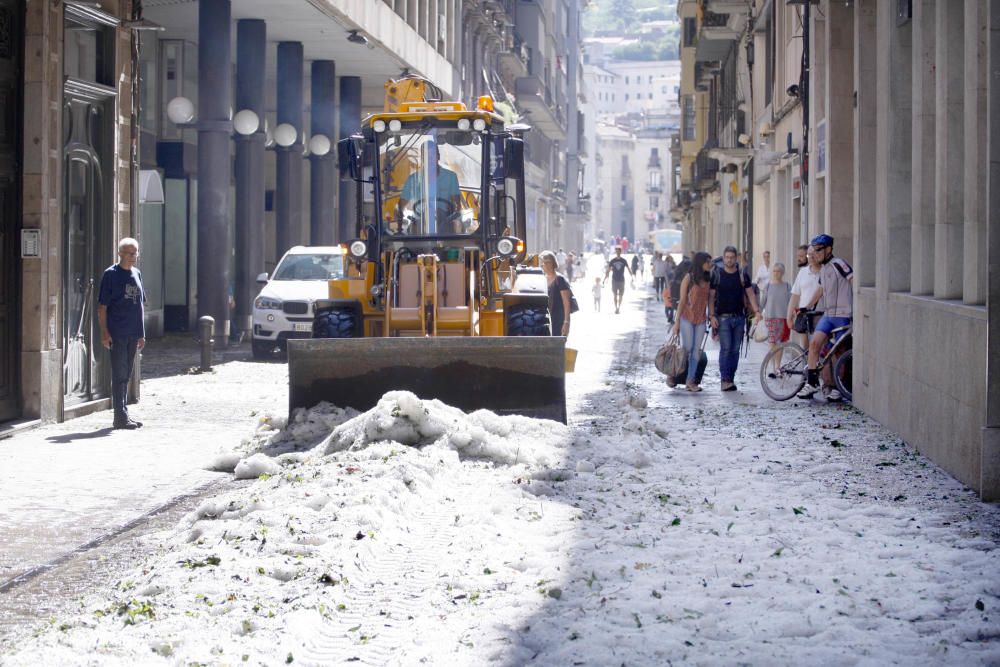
[396,141,465,234]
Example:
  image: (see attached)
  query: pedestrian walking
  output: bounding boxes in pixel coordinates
[760,263,791,376]
[592,277,602,312]
[671,252,713,392]
[708,245,762,392]
[97,237,146,430]
[564,251,576,282]
[786,245,823,350]
[630,254,641,285]
[755,250,772,293]
[603,246,633,314]
[652,252,668,302]
[540,251,572,337]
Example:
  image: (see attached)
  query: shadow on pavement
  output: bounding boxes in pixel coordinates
[45,427,114,444]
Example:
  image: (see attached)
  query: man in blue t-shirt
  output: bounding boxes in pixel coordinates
[98,237,146,429]
[396,141,464,234]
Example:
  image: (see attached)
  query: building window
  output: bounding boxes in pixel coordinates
[650,196,659,210]
[682,95,695,141]
[625,75,629,84]
[683,17,697,47]
[625,94,629,101]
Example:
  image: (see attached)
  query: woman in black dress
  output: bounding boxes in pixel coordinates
[540,250,572,336]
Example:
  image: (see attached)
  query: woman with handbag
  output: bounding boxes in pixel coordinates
[540,250,573,337]
[671,252,713,392]
[787,245,823,348]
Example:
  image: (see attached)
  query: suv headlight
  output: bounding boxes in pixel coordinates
[254,296,283,310]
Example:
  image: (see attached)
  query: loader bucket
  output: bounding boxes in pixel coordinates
[287,336,567,423]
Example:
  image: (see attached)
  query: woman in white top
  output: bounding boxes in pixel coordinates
[786,245,823,348]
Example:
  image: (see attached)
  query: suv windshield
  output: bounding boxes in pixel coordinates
[272,254,345,281]
[378,123,482,237]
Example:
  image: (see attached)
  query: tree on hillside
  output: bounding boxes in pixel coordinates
[610,0,638,31]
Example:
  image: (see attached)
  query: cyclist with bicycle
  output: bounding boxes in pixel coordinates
[798,234,853,401]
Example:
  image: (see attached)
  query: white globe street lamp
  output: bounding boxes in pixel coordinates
[273,123,297,148]
[166,96,195,124]
[233,109,260,136]
[308,134,331,156]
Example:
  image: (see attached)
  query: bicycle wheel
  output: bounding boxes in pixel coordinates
[833,348,853,402]
[759,342,807,401]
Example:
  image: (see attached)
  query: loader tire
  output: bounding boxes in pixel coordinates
[505,304,551,336]
[312,307,358,339]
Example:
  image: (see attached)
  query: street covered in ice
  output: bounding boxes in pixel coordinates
[2,269,999,666]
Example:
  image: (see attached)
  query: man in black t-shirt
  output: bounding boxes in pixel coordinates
[708,246,761,392]
[98,238,146,430]
[603,246,633,314]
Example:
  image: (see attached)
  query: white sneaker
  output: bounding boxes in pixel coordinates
[797,383,821,399]
[827,388,843,402]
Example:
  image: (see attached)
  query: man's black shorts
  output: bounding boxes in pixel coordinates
[612,279,625,296]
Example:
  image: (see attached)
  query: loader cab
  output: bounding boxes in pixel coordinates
[340,112,525,254]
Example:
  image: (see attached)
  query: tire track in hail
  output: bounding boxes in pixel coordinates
[295,494,462,666]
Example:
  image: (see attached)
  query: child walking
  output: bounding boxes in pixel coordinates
[760,262,791,375]
[592,276,602,312]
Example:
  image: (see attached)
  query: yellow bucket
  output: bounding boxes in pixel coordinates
[565,347,578,373]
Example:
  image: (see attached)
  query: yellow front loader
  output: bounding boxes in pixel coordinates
[286,78,569,422]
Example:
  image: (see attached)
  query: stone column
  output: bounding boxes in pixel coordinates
[853,0,877,287]
[934,0,965,300]
[197,0,233,341]
[234,19,266,335]
[964,0,988,304]
[984,0,1000,502]
[874,0,911,295]
[825,0,855,266]
[310,61,337,246]
[910,0,936,295]
[21,0,64,419]
[275,42,305,259]
[337,76,363,242]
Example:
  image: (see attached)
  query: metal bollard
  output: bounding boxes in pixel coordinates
[198,316,215,371]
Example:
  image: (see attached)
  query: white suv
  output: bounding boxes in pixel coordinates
[251,246,346,358]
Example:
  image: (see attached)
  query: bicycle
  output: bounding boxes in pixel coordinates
[759,315,852,402]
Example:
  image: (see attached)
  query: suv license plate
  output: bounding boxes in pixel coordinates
[292,323,312,333]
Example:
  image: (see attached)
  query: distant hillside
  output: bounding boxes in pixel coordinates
[583,0,677,35]
[584,0,679,61]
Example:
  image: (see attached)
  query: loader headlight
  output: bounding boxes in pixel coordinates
[457,118,471,131]
[254,296,283,310]
[497,237,519,257]
[388,119,402,132]
[372,119,386,133]
[473,118,487,132]
[349,240,367,258]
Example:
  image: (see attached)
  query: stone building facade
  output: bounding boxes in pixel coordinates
[674,0,1000,500]
[4,0,139,424]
